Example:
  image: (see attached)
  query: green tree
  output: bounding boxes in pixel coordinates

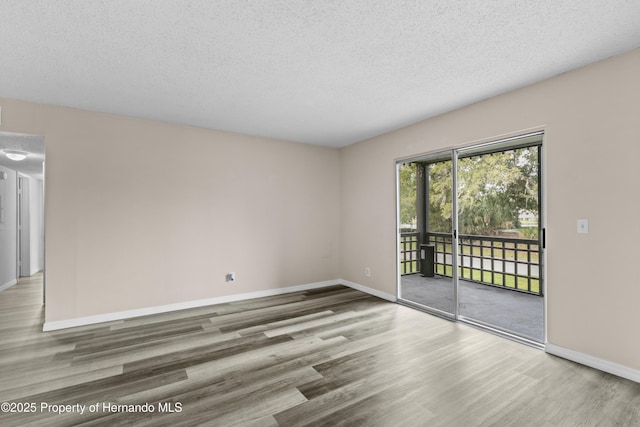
[399,146,539,238]
[429,147,539,238]
[399,163,417,228]
[428,161,453,233]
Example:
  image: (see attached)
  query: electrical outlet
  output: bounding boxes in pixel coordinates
[226,272,236,283]
[577,219,589,234]
[365,267,371,277]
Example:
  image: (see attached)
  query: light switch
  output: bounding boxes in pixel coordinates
[577,219,589,234]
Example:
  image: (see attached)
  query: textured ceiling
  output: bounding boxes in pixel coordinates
[1,1,639,147]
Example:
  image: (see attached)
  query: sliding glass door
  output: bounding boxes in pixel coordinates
[398,132,544,344]
[398,150,456,318]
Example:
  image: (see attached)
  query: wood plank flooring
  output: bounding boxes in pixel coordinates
[1,274,639,426]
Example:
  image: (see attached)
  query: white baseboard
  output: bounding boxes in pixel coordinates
[42,278,399,332]
[546,343,640,383]
[43,279,341,332]
[0,279,18,292]
[339,279,397,302]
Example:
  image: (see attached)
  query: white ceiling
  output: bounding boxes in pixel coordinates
[1,1,639,148]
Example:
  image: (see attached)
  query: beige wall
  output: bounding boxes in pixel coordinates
[340,48,640,370]
[0,99,340,322]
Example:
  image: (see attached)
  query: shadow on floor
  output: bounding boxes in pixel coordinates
[400,274,544,342]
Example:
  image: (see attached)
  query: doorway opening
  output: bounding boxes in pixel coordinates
[397,132,544,345]
[0,131,45,298]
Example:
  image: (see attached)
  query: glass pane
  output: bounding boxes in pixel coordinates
[399,154,455,316]
[456,145,543,342]
[427,160,452,234]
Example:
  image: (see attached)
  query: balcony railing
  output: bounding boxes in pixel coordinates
[400,231,542,296]
[400,232,420,275]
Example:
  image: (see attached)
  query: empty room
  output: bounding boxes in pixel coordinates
[1,1,639,426]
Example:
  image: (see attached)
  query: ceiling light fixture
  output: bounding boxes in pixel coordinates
[3,150,29,161]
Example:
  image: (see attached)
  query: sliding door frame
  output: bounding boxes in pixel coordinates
[396,131,545,346]
[451,150,460,319]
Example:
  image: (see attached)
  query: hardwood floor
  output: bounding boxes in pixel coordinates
[1,275,639,426]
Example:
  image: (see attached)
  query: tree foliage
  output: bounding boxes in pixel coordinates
[400,146,539,238]
[399,163,417,227]
[428,161,453,233]
[456,147,539,236]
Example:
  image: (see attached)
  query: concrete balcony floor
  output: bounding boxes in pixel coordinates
[400,274,544,343]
